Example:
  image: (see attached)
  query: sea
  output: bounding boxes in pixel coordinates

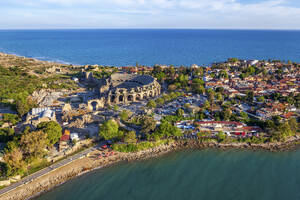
[1,29,300,200]
[0,29,300,66]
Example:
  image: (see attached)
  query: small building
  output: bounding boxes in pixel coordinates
[70,133,79,141]
[59,134,70,151]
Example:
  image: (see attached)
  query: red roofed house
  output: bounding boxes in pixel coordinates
[59,133,70,151]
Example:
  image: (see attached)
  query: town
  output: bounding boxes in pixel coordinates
[0,54,299,189]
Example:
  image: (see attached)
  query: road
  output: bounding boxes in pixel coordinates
[0,145,100,197]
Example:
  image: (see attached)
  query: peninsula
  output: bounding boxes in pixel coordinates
[0,53,299,200]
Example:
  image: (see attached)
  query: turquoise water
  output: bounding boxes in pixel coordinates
[0,29,300,66]
[35,149,300,200]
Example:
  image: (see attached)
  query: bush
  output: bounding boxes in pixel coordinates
[2,114,20,125]
[112,139,171,153]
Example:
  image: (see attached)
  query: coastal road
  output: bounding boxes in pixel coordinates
[0,145,100,197]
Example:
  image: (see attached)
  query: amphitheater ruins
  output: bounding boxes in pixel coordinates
[83,72,161,111]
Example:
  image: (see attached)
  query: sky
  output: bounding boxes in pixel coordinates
[0,0,300,29]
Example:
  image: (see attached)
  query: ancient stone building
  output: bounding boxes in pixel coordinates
[85,72,161,110]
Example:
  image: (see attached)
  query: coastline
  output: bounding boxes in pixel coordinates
[1,136,300,200]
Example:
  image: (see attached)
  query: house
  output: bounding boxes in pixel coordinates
[70,133,79,141]
[59,134,70,151]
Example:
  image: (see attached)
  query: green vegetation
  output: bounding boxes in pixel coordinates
[0,128,15,143]
[119,110,132,122]
[140,116,157,134]
[98,119,124,140]
[37,121,62,146]
[0,66,78,116]
[151,121,183,139]
[2,113,21,125]
[146,100,157,108]
[112,139,172,153]
[123,131,137,144]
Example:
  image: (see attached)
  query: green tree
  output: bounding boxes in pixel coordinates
[99,119,123,140]
[146,100,157,108]
[119,110,132,121]
[204,100,210,109]
[156,97,165,106]
[113,105,119,111]
[20,130,48,158]
[124,131,137,143]
[155,121,182,138]
[3,147,25,176]
[2,113,20,125]
[216,131,226,142]
[141,116,157,134]
[288,118,298,134]
[176,108,184,117]
[37,121,62,146]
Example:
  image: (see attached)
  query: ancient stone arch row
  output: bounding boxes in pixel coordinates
[108,88,161,105]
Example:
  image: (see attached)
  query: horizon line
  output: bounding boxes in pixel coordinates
[0,27,300,31]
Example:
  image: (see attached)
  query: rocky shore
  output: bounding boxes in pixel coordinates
[1,136,300,200]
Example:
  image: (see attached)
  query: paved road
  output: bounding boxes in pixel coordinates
[0,145,100,197]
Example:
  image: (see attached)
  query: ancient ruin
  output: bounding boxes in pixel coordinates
[83,72,161,111]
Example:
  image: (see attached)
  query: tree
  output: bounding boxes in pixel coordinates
[16,97,36,116]
[146,100,157,109]
[257,96,265,103]
[156,98,165,105]
[216,92,223,103]
[3,147,25,176]
[119,110,132,121]
[288,118,298,134]
[0,128,15,143]
[37,121,62,146]
[141,116,157,134]
[20,130,48,158]
[204,100,210,109]
[155,121,182,138]
[221,109,231,121]
[176,108,184,117]
[124,131,137,143]
[216,131,226,142]
[2,113,20,125]
[162,94,171,102]
[113,105,119,111]
[99,119,123,140]
[240,111,249,122]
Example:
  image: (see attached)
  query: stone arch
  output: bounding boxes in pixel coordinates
[143,93,147,99]
[111,95,116,103]
[128,95,133,102]
[136,94,141,101]
[149,90,153,98]
[119,95,124,102]
[90,101,99,111]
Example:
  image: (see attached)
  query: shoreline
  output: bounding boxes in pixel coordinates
[1,136,300,200]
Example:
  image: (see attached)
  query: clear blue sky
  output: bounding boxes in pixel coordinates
[1,0,300,29]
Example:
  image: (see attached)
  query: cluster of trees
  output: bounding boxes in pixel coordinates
[119,110,133,121]
[146,91,184,108]
[98,119,124,141]
[2,121,62,177]
[264,117,299,142]
[1,113,21,126]
[150,120,182,140]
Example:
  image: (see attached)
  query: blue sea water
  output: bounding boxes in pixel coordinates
[0,29,300,66]
[34,149,300,200]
